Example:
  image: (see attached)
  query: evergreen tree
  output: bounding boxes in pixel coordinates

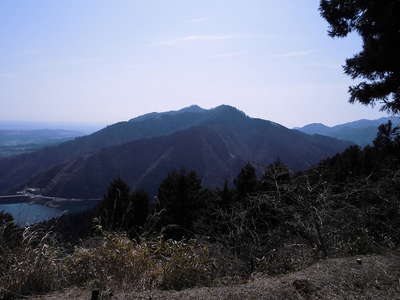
[97,177,131,231]
[0,211,14,227]
[373,120,399,149]
[0,212,20,248]
[234,163,258,198]
[320,0,400,113]
[157,170,202,230]
[219,179,233,208]
[97,179,150,232]
[130,190,149,228]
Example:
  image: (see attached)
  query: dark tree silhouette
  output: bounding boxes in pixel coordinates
[96,179,150,232]
[320,0,400,113]
[97,177,131,231]
[0,211,14,227]
[130,190,149,228]
[234,163,258,198]
[0,212,20,248]
[157,170,202,230]
[219,179,233,208]
[373,120,399,149]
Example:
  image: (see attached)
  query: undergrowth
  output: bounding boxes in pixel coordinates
[0,226,241,299]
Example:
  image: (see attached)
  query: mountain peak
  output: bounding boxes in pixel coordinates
[302,123,330,129]
[212,105,247,117]
[130,105,205,122]
[178,105,205,113]
[130,104,246,123]
[295,123,331,136]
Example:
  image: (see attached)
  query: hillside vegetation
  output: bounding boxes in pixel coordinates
[0,121,399,299]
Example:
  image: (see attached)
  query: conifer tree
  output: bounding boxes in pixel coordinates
[320,0,400,113]
[97,177,131,231]
[373,120,399,149]
[234,163,258,198]
[219,179,233,208]
[158,170,202,230]
[130,190,149,228]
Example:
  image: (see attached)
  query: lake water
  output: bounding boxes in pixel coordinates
[0,203,65,226]
[0,196,100,226]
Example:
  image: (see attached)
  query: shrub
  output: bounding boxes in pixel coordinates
[157,239,213,290]
[65,233,219,292]
[65,232,153,291]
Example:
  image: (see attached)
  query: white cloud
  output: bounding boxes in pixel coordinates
[274,50,315,58]
[210,51,245,59]
[153,33,272,47]
[187,17,208,23]
[154,35,235,46]
[182,35,236,41]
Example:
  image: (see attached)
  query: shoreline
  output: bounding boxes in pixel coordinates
[0,195,101,208]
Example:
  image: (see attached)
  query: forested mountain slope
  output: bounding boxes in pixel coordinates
[20,106,351,197]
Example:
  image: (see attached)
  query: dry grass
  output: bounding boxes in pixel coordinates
[1,231,229,299]
[64,232,219,291]
[0,227,66,299]
[255,243,316,275]
[32,252,400,300]
[2,225,400,300]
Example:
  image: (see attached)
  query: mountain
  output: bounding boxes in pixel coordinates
[295,117,400,146]
[0,105,352,197]
[295,123,332,136]
[0,106,213,193]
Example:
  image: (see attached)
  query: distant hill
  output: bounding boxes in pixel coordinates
[0,129,84,157]
[0,129,83,146]
[0,105,352,197]
[295,117,400,146]
[0,121,104,134]
[295,123,331,136]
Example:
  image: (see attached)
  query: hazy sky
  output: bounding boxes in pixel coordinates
[0,0,390,128]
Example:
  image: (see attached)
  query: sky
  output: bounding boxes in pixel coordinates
[0,0,390,128]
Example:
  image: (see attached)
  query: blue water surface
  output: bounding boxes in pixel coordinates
[0,203,65,226]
